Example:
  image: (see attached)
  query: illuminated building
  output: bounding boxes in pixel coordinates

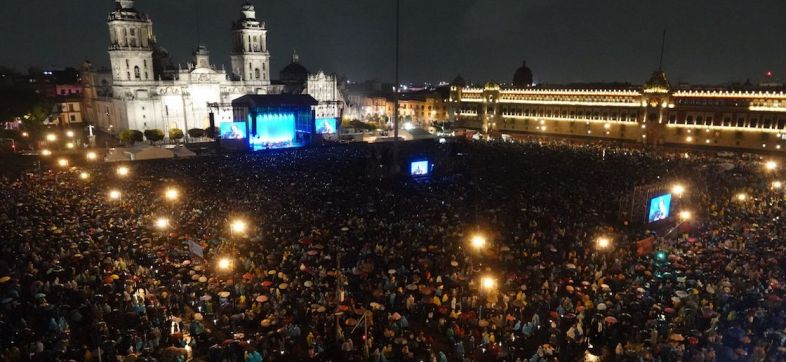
[83,0,282,137]
[449,70,786,150]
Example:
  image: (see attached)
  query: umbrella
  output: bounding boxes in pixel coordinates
[345,318,358,326]
[199,276,207,283]
[242,273,254,280]
[566,263,576,269]
[200,294,212,301]
[218,291,231,298]
[304,280,314,288]
[307,250,318,256]
[256,295,268,303]
[260,319,272,327]
[388,269,396,275]
[316,306,326,313]
[405,284,418,291]
[478,320,489,327]
[597,303,607,311]
[0,276,11,283]
[191,274,200,281]
[391,312,402,321]
[341,227,349,232]
[35,293,46,299]
[675,290,689,298]
[604,316,618,324]
[193,313,204,321]
[278,283,288,290]
[669,334,685,342]
[261,281,273,287]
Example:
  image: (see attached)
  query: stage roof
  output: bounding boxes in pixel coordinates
[232,94,319,108]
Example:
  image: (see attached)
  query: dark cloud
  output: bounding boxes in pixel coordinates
[0,0,784,85]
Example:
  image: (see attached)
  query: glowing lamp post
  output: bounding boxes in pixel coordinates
[470,234,487,252]
[86,151,98,161]
[672,184,685,197]
[765,160,778,172]
[478,275,497,319]
[155,217,170,230]
[230,220,247,235]
[116,166,130,177]
[66,130,75,138]
[678,210,691,222]
[46,133,57,142]
[165,188,180,202]
[57,158,69,168]
[773,181,783,190]
[41,149,52,157]
[596,236,611,250]
[736,193,748,202]
[108,189,122,201]
[79,172,90,180]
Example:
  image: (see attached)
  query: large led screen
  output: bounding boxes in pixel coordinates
[315,118,337,134]
[647,193,672,223]
[410,160,429,176]
[220,122,247,139]
[253,113,296,144]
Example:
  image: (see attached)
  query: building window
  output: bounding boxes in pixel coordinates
[68,104,75,112]
[165,105,169,116]
[145,72,148,80]
[127,72,131,80]
[134,66,140,79]
[144,60,147,68]
[126,59,130,68]
[70,115,76,122]
[254,68,260,79]
[130,28,135,36]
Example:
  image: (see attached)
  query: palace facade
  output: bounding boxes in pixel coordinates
[449,71,786,151]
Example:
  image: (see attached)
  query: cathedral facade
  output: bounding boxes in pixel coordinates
[83,0,283,135]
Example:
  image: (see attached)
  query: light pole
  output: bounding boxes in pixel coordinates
[392,0,400,175]
[479,276,496,320]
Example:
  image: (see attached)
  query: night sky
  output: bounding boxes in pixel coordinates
[1,0,785,85]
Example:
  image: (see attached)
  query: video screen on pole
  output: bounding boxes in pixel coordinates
[410,160,429,176]
[315,118,337,134]
[220,122,247,139]
[647,193,672,223]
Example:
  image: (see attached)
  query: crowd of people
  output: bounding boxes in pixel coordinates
[0,139,785,362]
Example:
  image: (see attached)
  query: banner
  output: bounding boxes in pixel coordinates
[636,236,655,257]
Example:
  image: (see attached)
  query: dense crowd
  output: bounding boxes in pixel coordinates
[0,140,785,362]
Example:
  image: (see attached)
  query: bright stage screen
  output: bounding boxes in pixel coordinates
[647,193,672,223]
[252,113,296,145]
[220,122,247,139]
[410,160,429,176]
[315,118,337,134]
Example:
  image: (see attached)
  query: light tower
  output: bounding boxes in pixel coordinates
[107,0,156,84]
[230,1,270,84]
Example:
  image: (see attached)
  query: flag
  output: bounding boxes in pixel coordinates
[188,240,204,258]
[636,236,655,257]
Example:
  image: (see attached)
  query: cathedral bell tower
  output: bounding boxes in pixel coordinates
[107,0,155,84]
[230,1,270,84]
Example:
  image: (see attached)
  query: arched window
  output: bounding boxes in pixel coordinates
[134,66,140,79]
[254,68,260,79]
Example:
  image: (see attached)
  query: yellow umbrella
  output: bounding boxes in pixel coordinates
[0,276,10,283]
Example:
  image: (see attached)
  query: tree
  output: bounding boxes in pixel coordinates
[119,129,144,146]
[205,126,219,139]
[169,128,184,142]
[187,128,206,139]
[144,129,165,144]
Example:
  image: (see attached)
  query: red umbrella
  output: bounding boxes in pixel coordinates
[242,273,254,280]
[261,281,273,287]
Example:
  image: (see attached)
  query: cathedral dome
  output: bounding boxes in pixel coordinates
[280,51,309,84]
[513,60,533,88]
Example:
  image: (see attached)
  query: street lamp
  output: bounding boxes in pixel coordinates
[66,130,75,138]
[478,275,496,320]
[116,166,130,177]
[57,158,69,168]
[765,160,778,172]
[736,193,748,202]
[86,151,98,161]
[230,219,247,234]
[155,217,170,230]
[46,133,57,142]
[79,172,90,180]
[773,181,783,190]
[108,189,122,201]
[596,236,611,250]
[66,142,75,149]
[678,210,691,222]
[218,257,233,271]
[470,234,487,251]
[164,188,180,202]
[672,184,686,197]
[21,132,29,138]
[41,149,52,157]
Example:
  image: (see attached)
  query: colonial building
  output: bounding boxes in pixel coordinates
[449,71,786,151]
[83,0,281,136]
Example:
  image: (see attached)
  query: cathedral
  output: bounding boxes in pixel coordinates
[82,0,339,136]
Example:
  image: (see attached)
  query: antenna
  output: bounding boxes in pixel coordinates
[658,29,666,72]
